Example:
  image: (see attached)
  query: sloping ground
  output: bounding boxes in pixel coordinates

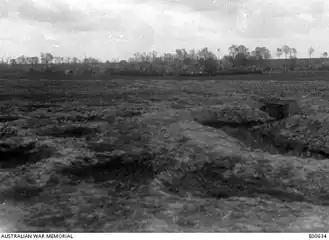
[141,104,329,231]
[1,79,329,232]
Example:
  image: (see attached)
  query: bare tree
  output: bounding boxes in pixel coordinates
[175,49,188,61]
[150,50,158,61]
[10,58,17,65]
[322,52,328,58]
[26,56,39,69]
[40,52,54,68]
[308,47,315,59]
[72,57,80,64]
[237,45,248,55]
[53,56,61,64]
[282,45,291,59]
[197,47,216,60]
[254,47,271,59]
[291,48,297,58]
[16,55,27,64]
[228,44,239,58]
[31,56,39,68]
[188,49,197,60]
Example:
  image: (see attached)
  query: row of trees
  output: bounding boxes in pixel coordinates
[1,45,328,68]
[1,53,100,68]
[227,44,327,60]
[275,45,328,59]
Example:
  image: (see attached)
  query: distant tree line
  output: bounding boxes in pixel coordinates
[0,44,329,79]
[2,44,327,67]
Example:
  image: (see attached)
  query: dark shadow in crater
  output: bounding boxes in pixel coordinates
[59,152,155,193]
[38,125,100,138]
[0,115,21,123]
[201,120,267,129]
[0,142,55,168]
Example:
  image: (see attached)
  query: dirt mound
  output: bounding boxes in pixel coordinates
[145,104,329,215]
[203,120,327,159]
[193,103,274,126]
[254,114,329,158]
[192,101,326,159]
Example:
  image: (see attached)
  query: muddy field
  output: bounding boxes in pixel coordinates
[0,78,329,232]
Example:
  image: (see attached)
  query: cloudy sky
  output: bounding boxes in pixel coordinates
[0,0,328,60]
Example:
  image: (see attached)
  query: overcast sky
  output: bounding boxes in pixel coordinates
[0,0,328,60]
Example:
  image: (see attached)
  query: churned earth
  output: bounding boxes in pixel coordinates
[0,78,329,232]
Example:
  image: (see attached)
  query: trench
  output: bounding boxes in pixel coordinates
[157,117,329,205]
[201,120,328,160]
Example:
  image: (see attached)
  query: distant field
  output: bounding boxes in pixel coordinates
[0,78,329,232]
[1,69,329,81]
